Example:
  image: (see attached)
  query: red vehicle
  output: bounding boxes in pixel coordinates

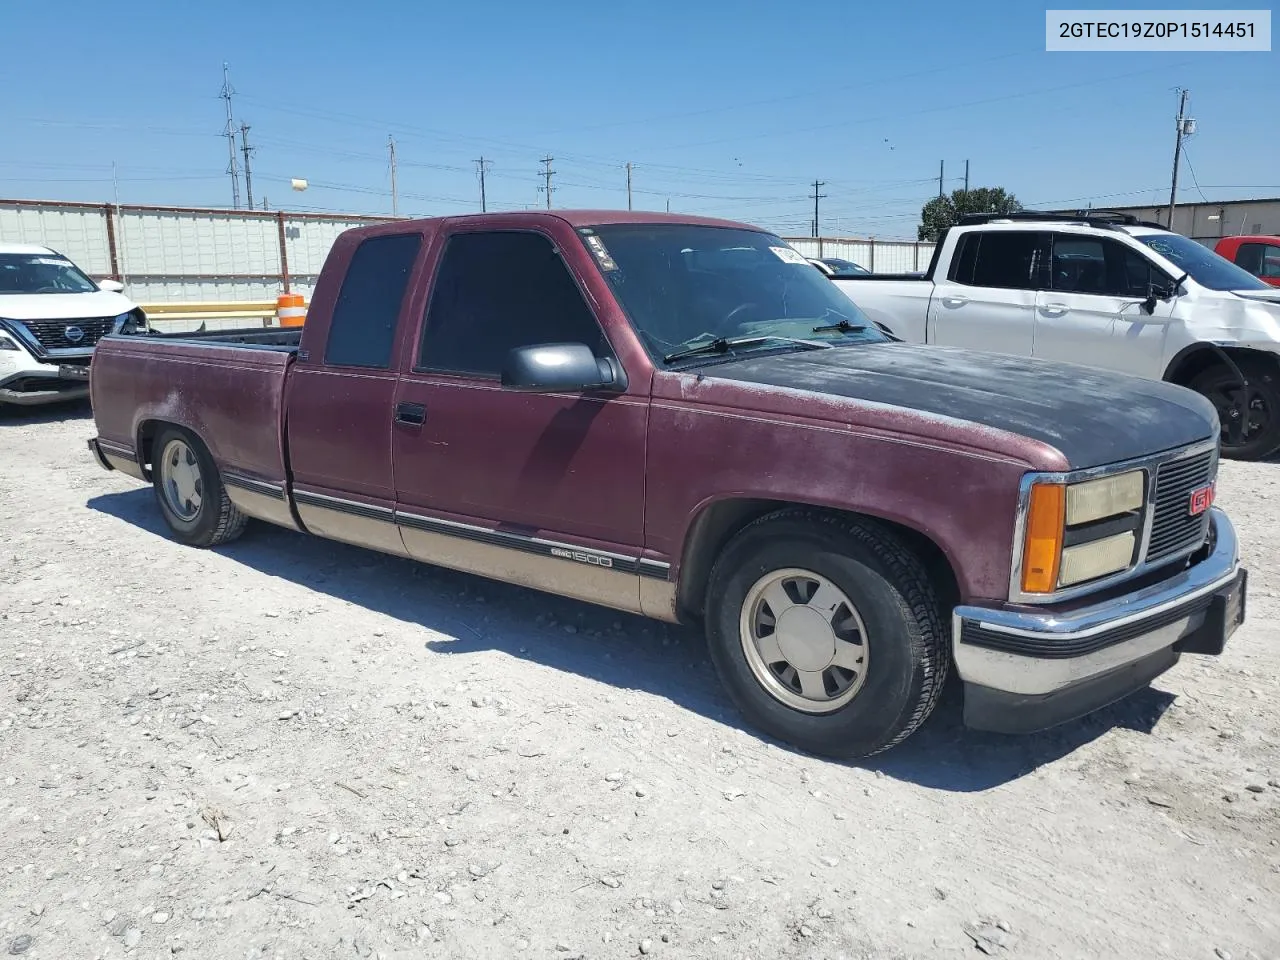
[1214,235,1280,287]
[86,211,1246,757]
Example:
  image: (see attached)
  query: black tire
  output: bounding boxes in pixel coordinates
[704,509,948,759]
[150,425,248,547]
[1190,359,1280,461]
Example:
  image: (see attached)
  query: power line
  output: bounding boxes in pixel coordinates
[219,62,241,209]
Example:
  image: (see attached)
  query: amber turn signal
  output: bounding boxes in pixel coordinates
[1021,483,1065,594]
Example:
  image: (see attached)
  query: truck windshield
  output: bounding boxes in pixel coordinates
[581,224,884,364]
[0,253,98,295]
[1135,233,1268,292]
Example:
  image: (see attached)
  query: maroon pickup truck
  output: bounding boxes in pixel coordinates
[87,211,1247,757]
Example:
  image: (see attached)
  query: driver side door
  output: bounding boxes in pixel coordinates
[391,226,650,613]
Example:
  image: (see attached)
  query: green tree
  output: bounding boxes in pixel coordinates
[918,187,1023,241]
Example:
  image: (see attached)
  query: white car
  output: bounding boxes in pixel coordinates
[0,243,146,407]
[832,212,1280,459]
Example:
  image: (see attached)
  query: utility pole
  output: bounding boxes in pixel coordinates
[963,159,969,196]
[938,160,945,199]
[1167,88,1190,231]
[810,180,826,238]
[474,157,490,212]
[239,122,255,210]
[626,162,633,211]
[540,156,555,209]
[220,62,241,209]
[388,135,399,216]
[665,198,670,213]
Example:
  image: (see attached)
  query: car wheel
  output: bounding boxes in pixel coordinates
[152,426,248,547]
[1191,359,1280,461]
[705,508,948,758]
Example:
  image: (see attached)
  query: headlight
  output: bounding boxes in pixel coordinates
[112,309,148,335]
[1020,469,1146,594]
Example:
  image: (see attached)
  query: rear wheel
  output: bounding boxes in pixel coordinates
[704,509,948,758]
[1190,359,1280,461]
[151,426,248,547]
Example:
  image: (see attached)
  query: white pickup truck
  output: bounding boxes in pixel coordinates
[833,212,1280,460]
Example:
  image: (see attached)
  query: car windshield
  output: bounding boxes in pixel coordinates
[0,253,98,295]
[581,224,884,363]
[1135,233,1268,292]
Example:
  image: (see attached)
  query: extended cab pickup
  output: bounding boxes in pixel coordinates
[834,212,1280,461]
[87,211,1246,758]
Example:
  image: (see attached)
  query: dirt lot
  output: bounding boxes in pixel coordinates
[1,403,1278,960]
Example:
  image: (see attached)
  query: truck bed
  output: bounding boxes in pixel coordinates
[89,330,296,488]
[143,326,303,349]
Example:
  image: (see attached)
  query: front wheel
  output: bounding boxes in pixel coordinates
[704,509,948,758]
[1190,359,1280,461]
[151,426,248,547]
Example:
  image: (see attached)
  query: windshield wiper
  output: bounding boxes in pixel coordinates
[811,318,866,334]
[662,335,827,365]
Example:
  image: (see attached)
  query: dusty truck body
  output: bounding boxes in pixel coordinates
[87,211,1246,758]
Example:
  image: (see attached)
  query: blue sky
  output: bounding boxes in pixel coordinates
[3,1,1275,237]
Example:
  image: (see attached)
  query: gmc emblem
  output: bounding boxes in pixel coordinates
[1189,484,1214,516]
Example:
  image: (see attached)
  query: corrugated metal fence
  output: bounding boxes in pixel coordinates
[0,198,933,304]
[0,199,394,303]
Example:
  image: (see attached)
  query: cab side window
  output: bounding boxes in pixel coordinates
[419,231,608,376]
[1050,235,1163,297]
[949,231,1045,289]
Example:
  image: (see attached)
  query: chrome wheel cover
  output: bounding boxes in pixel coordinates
[739,568,869,713]
[159,438,203,522]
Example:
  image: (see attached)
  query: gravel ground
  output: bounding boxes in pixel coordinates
[1,401,1278,960]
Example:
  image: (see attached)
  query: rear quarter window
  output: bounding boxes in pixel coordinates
[324,233,422,369]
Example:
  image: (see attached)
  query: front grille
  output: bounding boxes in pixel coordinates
[18,317,117,351]
[1147,449,1216,562]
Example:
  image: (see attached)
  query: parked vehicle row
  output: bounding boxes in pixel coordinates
[0,243,146,407]
[85,211,1246,758]
[831,212,1280,460]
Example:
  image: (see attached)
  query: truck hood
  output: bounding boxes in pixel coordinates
[702,342,1218,470]
[0,290,135,321]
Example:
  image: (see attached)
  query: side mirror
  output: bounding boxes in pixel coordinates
[98,279,125,293]
[501,343,622,393]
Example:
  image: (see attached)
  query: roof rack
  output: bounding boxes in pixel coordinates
[957,210,1168,231]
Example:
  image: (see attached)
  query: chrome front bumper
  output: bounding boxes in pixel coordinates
[954,507,1245,733]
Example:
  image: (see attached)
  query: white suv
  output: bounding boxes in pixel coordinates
[0,243,146,408]
[832,212,1280,460]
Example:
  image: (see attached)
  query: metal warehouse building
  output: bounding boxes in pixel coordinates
[1054,197,1280,244]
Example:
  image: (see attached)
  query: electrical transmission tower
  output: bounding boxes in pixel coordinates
[240,123,255,210]
[220,62,241,209]
[475,157,491,212]
[540,156,555,209]
[810,180,827,238]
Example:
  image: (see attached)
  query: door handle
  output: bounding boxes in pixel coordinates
[394,401,426,425]
[940,296,968,307]
[1040,303,1069,317]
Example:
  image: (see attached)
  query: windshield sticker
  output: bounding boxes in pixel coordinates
[583,234,618,271]
[769,245,810,266]
[30,258,72,267]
